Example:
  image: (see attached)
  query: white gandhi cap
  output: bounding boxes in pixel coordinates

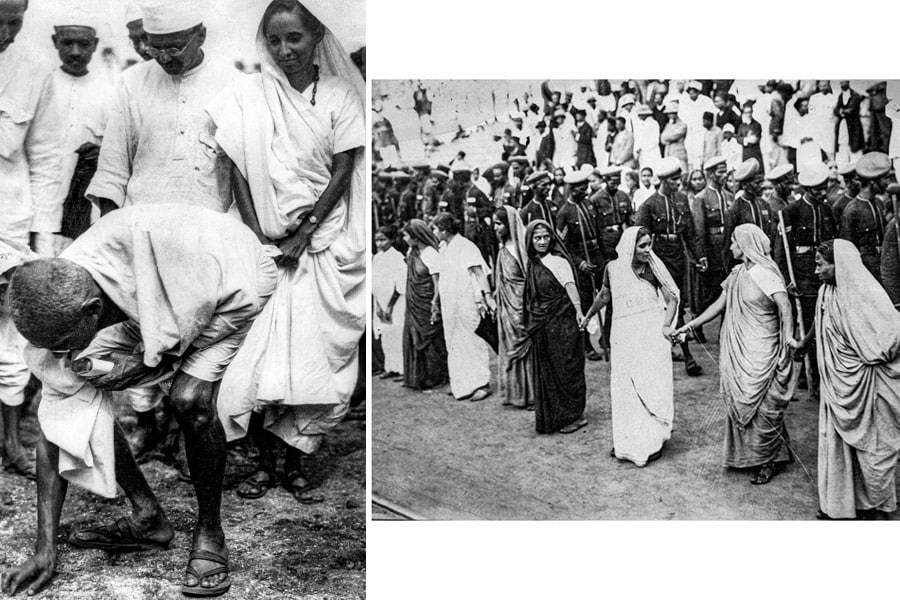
[138,0,203,34]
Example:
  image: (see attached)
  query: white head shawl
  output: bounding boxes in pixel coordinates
[254,1,365,252]
[611,226,680,324]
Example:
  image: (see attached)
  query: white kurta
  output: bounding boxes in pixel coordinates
[0,45,62,240]
[437,234,491,399]
[373,246,407,374]
[678,94,716,169]
[808,92,838,158]
[46,68,113,231]
[86,57,240,211]
[634,117,661,169]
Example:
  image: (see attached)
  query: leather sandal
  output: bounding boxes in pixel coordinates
[182,548,231,597]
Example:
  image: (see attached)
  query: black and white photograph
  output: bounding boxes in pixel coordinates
[0,0,365,597]
[371,78,900,521]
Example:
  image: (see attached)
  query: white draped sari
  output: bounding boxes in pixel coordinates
[209,14,365,453]
[608,227,679,466]
[437,234,491,399]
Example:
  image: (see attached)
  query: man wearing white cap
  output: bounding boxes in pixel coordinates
[0,0,62,481]
[633,103,661,169]
[635,156,707,376]
[556,169,606,361]
[85,0,240,215]
[774,161,837,398]
[678,80,716,172]
[721,123,742,171]
[692,156,733,332]
[840,151,891,281]
[46,16,114,252]
[125,1,153,62]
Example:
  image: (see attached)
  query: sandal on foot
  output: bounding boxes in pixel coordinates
[559,419,588,434]
[685,358,702,376]
[750,463,777,485]
[235,470,273,500]
[182,548,231,597]
[284,472,324,504]
[68,516,172,552]
[2,451,36,480]
[815,509,833,520]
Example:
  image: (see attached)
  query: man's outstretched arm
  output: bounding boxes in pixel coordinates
[1,434,68,596]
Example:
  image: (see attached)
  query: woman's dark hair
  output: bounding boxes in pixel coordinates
[817,240,835,264]
[493,208,509,240]
[432,213,460,235]
[793,96,809,112]
[376,225,396,240]
[635,226,651,244]
[262,0,326,40]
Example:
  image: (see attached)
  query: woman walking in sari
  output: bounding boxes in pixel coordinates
[401,219,448,390]
[581,226,679,466]
[493,206,533,408]
[524,220,588,434]
[431,214,494,401]
[208,0,365,502]
[674,223,796,484]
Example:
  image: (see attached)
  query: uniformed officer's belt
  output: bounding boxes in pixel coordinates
[708,227,724,235]
[602,225,620,232]
[584,239,601,250]
[655,234,679,242]
[860,245,883,254]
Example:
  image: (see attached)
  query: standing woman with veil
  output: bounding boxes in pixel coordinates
[582,226,679,466]
[207,0,365,503]
[674,224,796,484]
[493,206,533,409]
[524,220,587,434]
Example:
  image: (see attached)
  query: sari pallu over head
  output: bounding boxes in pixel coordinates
[608,226,680,323]
[720,223,794,427]
[819,240,900,452]
[207,0,365,254]
[523,219,578,333]
[403,219,441,350]
[496,205,531,361]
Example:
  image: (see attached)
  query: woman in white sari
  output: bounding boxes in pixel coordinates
[207,0,365,502]
[431,213,494,401]
[581,226,679,466]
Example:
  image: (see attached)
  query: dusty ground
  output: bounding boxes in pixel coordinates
[373,324,897,520]
[0,397,365,599]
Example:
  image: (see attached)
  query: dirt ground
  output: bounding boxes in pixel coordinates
[0,397,365,599]
[372,324,899,520]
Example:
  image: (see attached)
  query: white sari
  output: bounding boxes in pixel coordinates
[608,227,679,466]
[437,234,491,399]
[209,11,365,453]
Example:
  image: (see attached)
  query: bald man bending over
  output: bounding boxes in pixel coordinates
[0,204,277,597]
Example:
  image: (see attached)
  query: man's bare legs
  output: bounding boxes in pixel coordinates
[168,372,229,591]
[1,403,34,477]
[69,423,174,548]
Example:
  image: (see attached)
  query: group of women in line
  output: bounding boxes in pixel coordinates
[375,201,900,518]
[374,209,805,483]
